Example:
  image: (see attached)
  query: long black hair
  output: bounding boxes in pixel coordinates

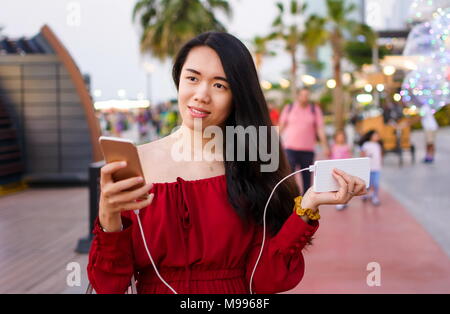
[172,32,299,235]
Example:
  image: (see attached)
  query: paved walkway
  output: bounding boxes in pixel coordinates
[290,127,450,293]
[381,127,450,258]
[290,193,450,293]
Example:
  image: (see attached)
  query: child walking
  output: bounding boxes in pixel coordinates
[330,129,353,210]
[358,130,383,206]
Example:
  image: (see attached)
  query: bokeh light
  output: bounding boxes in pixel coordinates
[401,7,450,110]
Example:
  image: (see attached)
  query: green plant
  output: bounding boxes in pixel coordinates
[345,41,388,68]
[410,104,450,129]
[435,104,450,126]
[133,0,231,60]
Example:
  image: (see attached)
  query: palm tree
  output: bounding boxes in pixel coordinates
[322,0,376,129]
[301,14,328,77]
[250,35,276,76]
[270,0,308,101]
[133,0,232,61]
[301,15,328,63]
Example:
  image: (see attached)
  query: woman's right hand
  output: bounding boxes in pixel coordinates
[98,161,155,232]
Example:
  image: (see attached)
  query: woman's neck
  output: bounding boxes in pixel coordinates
[172,124,223,160]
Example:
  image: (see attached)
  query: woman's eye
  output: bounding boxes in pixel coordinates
[214,83,227,90]
[186,76,198,82]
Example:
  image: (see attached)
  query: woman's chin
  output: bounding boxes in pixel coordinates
[183,115,211,130]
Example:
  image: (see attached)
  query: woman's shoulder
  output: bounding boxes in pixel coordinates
[139,133,173,153]
[138,134,180,183]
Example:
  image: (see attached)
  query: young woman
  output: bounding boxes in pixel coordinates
[88,32,367,294]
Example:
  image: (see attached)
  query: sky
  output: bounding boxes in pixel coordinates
[0,0,404,104]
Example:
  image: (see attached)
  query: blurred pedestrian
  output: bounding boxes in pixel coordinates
[279,87,330,193]
[421,105,438,163]
[137,108,149,141]
[330,129,353,210]
[359,130,383,206]
[268,102,280,126]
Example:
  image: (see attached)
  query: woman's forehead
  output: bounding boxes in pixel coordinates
[182,46,226,78]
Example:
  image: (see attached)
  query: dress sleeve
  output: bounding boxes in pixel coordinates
[87,214,135,294]
[245,213,319,294]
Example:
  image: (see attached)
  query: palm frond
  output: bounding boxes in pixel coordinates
[290,0,298,15]
[136,0,233,60]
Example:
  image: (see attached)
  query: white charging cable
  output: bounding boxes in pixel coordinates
[249,165,314,294]
[134,209,178,294]
[134,165,315,295]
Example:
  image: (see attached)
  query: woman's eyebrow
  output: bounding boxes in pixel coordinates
[185,68,228,82]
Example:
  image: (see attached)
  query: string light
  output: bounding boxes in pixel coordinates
[402,6,449,110]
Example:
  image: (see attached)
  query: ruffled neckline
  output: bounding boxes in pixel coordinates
[152,174,226,186]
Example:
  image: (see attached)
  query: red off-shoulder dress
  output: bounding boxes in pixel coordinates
[87,174,319,294]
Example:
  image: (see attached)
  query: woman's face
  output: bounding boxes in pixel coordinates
[178,46,233,131]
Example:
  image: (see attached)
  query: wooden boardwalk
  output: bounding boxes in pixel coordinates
[0,186,90,293]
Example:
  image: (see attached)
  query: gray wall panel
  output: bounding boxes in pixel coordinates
[27,144,58,157]
[24,79,56,90]
[60,79,75,89]
[24,106,57,117]
[24,92,57,103]
[62,159,91,171]
[61,92,80,103]
[58,67,70,76]
[60,104,85,116]
[27,158,58,172]
[61,145,91,158]
[1,91,22,104]
[61,131,91,144]
[0,79,21,90]
[0,57,93,181]
[25,119,58,130]
[0,65,21,76]
[23,65,57,76]
[25,131,58,144]
[60,118,88,129]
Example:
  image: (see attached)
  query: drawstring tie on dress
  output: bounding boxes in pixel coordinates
[175,177,192,291]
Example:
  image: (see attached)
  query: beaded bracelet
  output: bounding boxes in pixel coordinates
[293,196,321,221]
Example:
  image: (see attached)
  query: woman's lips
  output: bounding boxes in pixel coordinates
[188,106,210,118]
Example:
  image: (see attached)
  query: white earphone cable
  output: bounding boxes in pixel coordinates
[134,210,178,294]
[249,165,314,294]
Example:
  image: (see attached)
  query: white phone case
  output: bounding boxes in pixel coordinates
[313,157,371,193]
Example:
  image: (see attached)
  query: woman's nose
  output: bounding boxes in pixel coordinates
[193,83,211,104]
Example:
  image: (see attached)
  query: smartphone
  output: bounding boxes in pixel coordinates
[313,157,370,193]
[98,136,146,192]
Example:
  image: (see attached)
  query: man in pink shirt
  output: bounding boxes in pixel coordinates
[279,88,330,193]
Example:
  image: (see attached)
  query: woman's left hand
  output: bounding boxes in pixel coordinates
[301,168,368,210]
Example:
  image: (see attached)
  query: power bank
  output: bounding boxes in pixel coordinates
[313,157,371,193]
